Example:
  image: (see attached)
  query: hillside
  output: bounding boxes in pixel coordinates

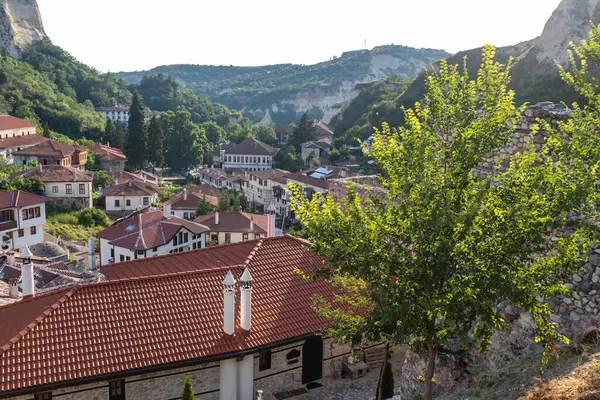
[118,45,449,125]
[0,0,46,58]
[398,0,600,109]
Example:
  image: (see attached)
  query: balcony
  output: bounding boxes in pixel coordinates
[0,220,17,232]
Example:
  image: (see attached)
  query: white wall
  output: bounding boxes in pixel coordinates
[208,231,264,246]
[172,209,196,220]
[105,194,158,212]
[44,181,93,208]
[0,127,35,139]
[12,201,46,250]
[222,154,273,172]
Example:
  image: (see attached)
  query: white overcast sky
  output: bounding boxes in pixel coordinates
[37,0,562,72]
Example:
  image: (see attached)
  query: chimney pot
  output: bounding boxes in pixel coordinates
[250,216,254,231]
[223,271,236,335]
[183,188,188,201]
[87,236,96,273]
[20,246,34,297]
[240,267,253,331]
[215,212,219,225]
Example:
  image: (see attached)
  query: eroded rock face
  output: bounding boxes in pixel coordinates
[0,0,46,58]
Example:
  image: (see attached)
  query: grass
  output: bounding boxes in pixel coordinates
[45,209,110,243]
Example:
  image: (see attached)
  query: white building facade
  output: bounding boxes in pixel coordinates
[0,191,47,254]
[221,139,278,172]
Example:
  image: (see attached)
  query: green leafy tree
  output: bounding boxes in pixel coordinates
[92,170,115,191]
[147,116,165,167]
[218,190,249,212]
[181,376,195,400]
[196,195,216,216]
[254,124,277,146]
[163,111,207,172]
[2,177,45,195]
[289,45,600,400]
[289,112,317,151]
[86,151,102,172]
[103,118,114,144]
[273,145,300,172]
[126,92,147,170]
[112,122,126,150]
[228,124,253,144]
[327,149,342,164]
[42,122,51,138]
[201,121,226,145]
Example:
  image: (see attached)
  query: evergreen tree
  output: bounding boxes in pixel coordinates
[163,111,207,172]
[200,121,226,145]
[253,124,277,146]
[289,112,317,151]
[181,376,195,400]
[104,118,114,144]
[147,116,165,167]
[42,122,50,138]
[112,121,126,150]
[126,92,147,170]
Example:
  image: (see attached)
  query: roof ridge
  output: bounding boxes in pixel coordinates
[106,262,244,283]
[243,239,263,268]
[0,286,80,355]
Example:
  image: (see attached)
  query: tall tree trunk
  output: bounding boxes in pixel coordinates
[423,342,437,400]
[376,343,390,400]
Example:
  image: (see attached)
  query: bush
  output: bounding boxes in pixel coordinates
[77,208,109,227]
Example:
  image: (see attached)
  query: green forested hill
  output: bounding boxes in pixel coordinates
[119,45,449,125]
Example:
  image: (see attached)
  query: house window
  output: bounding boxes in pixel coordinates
[126,256,131,261]
[115,199,120,207]
[66,184,72,194]
[22,209,28,220]
[79,184,85,194]
[190,213,195,219]
[34,393,52,400]
[254,234,261,239]
[259,350,272,371]
[28,208,34,219]
[225,233,231,244]
[30,226,36,235]
[211,234,218,242]
[137,250,144,256]
[153,247,158,252]
[193,242,197,250]
[243,233,248,241]
[111,248,114,258]
[52,186,58,193]
[184,212,189,219]
[18,229,24,238]
[173,236,178,246]
[143,197,149,206]
[184,232,189,243]
[109,380,125,400]
[120,255,125,262]
[35,207,41,218]
[126,199,131,207]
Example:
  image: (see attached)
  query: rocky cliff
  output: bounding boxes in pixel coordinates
[0,0,46,58]
[399,0,600,108]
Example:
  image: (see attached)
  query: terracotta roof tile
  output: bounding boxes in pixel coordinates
[286,172,330,190]
[102,180,159,197]
[90,144,127,161]
[166,187,219,210]
[0,190,48,209]
[247,168,289,180]
[0,236,332,394]
[11,140,79,157]
[0,134,48,150]
[0,116,35,131]
[10,165,93,183]
[194,212,268,234]
[224,139,278,156]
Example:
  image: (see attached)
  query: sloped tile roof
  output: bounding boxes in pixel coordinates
[224,139,278,156]
[0,191,48,209]
[90,144,127,161]
[10,165,93,183]
[194,212,268,234]
[0,236,331,395]
[286,172,330,190]
[11,140,79,157]
[0,116,35,131]
[166,187,219,210]
[102,180,159,197]
[0,134,48,150]
[248,169,289,181]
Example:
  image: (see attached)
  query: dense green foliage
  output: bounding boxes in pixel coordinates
[329,77,411,146]
[289,44,600,400]
[92,170,115,191]
[196,196,216,216]
[46,208,110,242]
[253,124,277,146]
[119,46,449,125]
[289,112,317,151]
[126,92,147,170]
[162,111,208,172]
[147,116,165,167]
[103,119,126,150]
[181,376,195,400]
[273,145,300,172]
[218,190,249,212]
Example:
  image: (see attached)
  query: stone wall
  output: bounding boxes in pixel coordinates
[47,196,92,210]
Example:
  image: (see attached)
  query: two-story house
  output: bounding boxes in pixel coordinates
[0,190,48,255]
[193,168,244,191]
[242,169,289,215]
[95,106,162,127]
[194,211,271,245]
[301,138,334,165]
[103,180,160,217]
[221,138,279,172]
[96,207,209,265]
[10,165,94,209]
[165,186,220,220]
[90,143,127,172]
[12,140,88,168]
[0,115,49,163]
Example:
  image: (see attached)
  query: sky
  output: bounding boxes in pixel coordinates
[37,0,563,73]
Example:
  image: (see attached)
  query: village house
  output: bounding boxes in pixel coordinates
[11,165,94,209]
[96,207,209,265]
[300,138,334,165]
[0,116,49,163]
[90,143,127,172]
[221,138,278,172]
[275,121,334,147]
[11,140,88,168]
[242,169,289,215]
[102,180,159,217]
[0,235,358,400]
[165,185,220,220]
[0,190,48,255]
[275,125,294,146]
[95,106,161,127]
[108,170,160,187]
[194,210,273,245]
[211,143,234,168]
[193,168,244,191]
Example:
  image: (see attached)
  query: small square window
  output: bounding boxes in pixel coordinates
[243,233,248,241]
[66,184,72,194]
[115,199,120,207]
[52,186,58,193]
[79,184,85,194]
[259,350,272,371]
[126,199,131,207]
[120,255,125,262]
[30,226,36,235]
[143,197,149,206]
[184,212,189,219]
[18,229,24,238]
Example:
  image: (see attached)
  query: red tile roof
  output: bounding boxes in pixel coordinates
[166,189,219,210]
[194,212,268,234]
[0,191,48,209]
[0,116,35,131]
[313,121,334,137]
[286,172,330,190]
[11,140,80,157]
[96,211,209,250]
[102,180,159,197]
[248,168,290,181]
[0,134,49,150]
[224,138,278,156]
[0,236,331,395]
[90,144,127,161]
[10,165,93,183]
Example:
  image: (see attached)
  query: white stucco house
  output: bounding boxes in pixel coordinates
[241,169,289,215]
[221,138,279,172]
[194,211,273,245]
[165,186,220,220]
[0,190,48,255]
[102,180,160,217]
[96,207,209,265]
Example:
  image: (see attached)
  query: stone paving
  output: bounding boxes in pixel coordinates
[295,367,384,399]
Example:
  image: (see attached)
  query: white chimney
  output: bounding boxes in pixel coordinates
[7,252,15,267]
[267,201,276,237]
[215,212,220,225]
[223,271,236,335]
[163,203,171,218]
[20,246,34,297]
[183,188,188,201]
[240,268,252,331]
[250,216,254,231]
[341,168,347,178]
[8,278,19,298]
[87,236,96,273]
